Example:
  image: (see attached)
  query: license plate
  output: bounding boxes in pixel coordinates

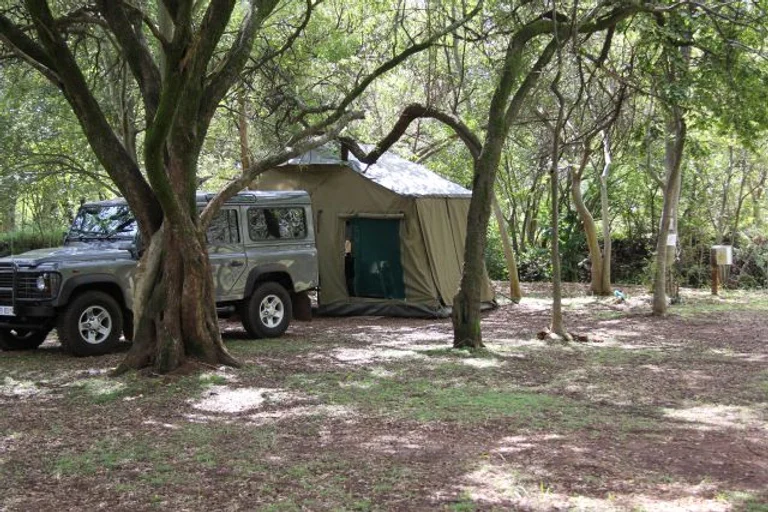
[0,306,14,316]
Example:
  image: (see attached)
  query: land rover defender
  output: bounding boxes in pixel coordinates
[0,191,318,355]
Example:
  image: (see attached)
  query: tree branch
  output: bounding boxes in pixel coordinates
[200,110,363,227]
[294,1,483,143]
[0,12,61,84]
[21,0,161,236]
[340,103,481,163]
[98,0,162,119]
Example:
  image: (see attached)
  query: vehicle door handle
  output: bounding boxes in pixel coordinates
[229,261,245,267]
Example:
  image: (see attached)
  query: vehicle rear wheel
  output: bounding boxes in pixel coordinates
[0,328,49,351]
[241,282,293,339]
[57,291,123,356]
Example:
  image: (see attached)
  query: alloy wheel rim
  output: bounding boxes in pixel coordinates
[259,294,284,328]
[78,306,112,345]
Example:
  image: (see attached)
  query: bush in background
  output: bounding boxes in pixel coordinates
[0,230,63,258]
[730,232,768,288]
[484,228,509,281]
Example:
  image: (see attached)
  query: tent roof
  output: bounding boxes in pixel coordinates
[286,145,471,198]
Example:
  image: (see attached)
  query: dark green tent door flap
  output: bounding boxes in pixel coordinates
[347,218,406,299]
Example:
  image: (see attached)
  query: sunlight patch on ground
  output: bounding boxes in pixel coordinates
[493,435,564,455]
[345,326,450,347]
[141,419,181,430]
[70,377,126,397]
[459,462,576,510]
[707,349,768,363]
[199,369,238,384]
[629,491,729,512]
[369,367,396,379]
[663,404,767,430]
[248,405,355,425]
[339,380,374,389]
[593,340,679,351]
[1,377,52,399]
[461,358,503,369]
[362,432,427,454]
[459,461,734,511]
[329,347,425,365]
[488,338,546,349]
[191,386,303,414]
[409,343,452,353]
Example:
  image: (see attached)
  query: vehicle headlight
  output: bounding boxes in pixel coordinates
[34,273,61,296]
[36,273,49,292]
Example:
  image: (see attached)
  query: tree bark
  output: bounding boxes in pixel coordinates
[550,163,565,336]
[238,89,252,178]
[548,61,566,338]
[652,109,686,315]
[570,149,606,295]
[492,195,522,302]
[599,131,613,295]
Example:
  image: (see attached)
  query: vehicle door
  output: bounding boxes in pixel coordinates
[244,204,318,290]
[206,208,247,301]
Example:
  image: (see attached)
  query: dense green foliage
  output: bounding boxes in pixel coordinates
[1,0,767,289]
[0,230,63,258]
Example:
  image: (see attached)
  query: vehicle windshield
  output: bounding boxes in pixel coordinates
[68,205,137,240]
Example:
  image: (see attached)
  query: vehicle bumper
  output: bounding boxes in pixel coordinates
[0,303,56,331]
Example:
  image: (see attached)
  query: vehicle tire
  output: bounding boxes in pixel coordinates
[241,282,293,339]
[57,291,123,356]
[0,328,49,351]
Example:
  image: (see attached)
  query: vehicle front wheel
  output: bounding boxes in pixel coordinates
[241,282,293,339]
[0,328,49,351]
[57,291,123,356]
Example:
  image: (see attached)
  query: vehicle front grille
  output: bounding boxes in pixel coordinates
[0,266,59,304]
[0,265,13,305]
[15,274,53,299]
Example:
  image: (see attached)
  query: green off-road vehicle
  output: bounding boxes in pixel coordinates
[0,191,318,356]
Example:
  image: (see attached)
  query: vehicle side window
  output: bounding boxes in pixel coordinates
[248,207,307,241]
[206,209,240,244]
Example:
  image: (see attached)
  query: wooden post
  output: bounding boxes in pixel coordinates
[711,248,719,295]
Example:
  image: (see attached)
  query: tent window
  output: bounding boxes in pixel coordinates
[345,218,405,300]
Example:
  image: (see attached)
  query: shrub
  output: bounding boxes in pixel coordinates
[0,230,63,258]
[518,246,552,282]
[730,232,768,288]
[484,229,509,281]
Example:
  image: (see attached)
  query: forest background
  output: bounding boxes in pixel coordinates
[2,0,767,296]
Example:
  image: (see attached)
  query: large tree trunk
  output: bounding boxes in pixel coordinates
[492,195,522,302]
[599,132,613,295]
[550,162,565,336]
[453,155,497,349]
[599,175,612,294]
[453,35,560,349]
[652,110,686,315]
[570,152,607,295]
[118,220,238,373]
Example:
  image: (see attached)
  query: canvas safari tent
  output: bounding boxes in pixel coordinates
[255,145,495,318]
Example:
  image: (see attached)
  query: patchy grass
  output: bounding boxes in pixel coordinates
[673,289,768,316]
[226,337,324,356]
[2,285,768,510]
[419,347,499,359]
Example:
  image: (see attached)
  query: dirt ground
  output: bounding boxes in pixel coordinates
[1,283,767,511]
